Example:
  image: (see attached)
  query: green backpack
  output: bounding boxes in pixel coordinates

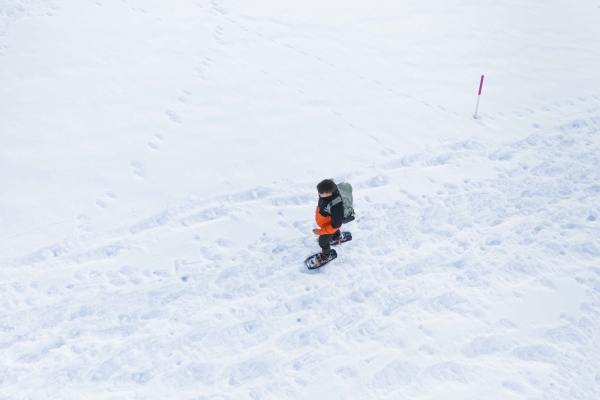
[325,182,355,223]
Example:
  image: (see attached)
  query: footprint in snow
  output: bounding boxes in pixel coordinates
[45,286,59,296]
[215,238,232,248]
[178,90,191,103]
[153,269,170,278]
[106,271,126,286]
[165,110,181,124]
[130,160,144,178]
[485,236,502,246]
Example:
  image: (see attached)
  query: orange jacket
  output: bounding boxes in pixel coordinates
[315,206,340,235]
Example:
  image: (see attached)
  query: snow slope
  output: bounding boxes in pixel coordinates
[1,0,600,399]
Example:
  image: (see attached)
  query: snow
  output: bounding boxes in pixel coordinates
[1,0,600,398]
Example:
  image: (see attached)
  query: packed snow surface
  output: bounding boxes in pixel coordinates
[1,0,600,399]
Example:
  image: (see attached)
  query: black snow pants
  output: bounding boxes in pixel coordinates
[318,230,341,255]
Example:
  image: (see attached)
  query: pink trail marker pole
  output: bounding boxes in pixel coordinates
[473,75,484,119]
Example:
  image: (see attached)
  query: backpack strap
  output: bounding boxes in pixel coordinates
[324,196,342,214]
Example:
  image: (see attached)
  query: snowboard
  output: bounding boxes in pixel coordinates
[305,249,337,269]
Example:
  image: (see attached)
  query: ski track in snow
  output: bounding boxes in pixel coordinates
[1,115,600,399]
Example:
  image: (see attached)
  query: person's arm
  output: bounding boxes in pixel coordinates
[330,201,344,229]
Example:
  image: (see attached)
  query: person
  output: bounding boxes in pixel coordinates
[312,179,343,263]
